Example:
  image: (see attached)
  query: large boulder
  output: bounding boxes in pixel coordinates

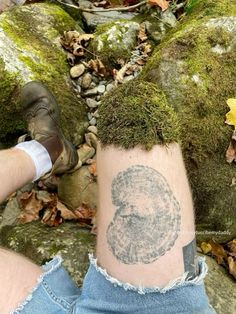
[0,3,88,146]
[141,0,236,242]
[0,222,95,286]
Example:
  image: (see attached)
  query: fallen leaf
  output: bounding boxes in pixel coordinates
[88,162,97,176]
[200,242,212,254]
[73,43,85,57]
[228,256,236,279]
[78,34,94,46]
[138,23,148,42]
[41,194,62,227]
[226,130,236,163]
[18,190,43,223]
[113,64,129,83]
[227,240,236,254]
[225,98,236,129]
[88,59,108,77]
[147,0,169,11]
[57,201,77,220]
[74,203,95,223]
[209,240,227,265]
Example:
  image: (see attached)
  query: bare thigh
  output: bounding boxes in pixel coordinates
[0,248,42,314]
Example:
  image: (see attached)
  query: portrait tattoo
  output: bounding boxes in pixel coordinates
[182,238,198,279]
[106,165,181,265]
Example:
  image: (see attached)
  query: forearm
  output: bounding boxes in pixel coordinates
[96,143,198,287]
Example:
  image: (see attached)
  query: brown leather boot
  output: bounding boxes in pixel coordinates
[18,81,78,179]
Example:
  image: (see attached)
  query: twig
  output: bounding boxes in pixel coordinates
[55,0,146,12]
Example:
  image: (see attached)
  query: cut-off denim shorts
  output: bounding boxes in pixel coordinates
[11,255,216,314]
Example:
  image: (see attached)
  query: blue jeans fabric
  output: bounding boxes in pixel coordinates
[11,255,216,314]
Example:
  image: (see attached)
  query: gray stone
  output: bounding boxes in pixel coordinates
[70,64,85,78]
[91,20,140,67]
[79,0,136,30]
[87,125,98,135]
[97,84,106,94]
[86,98,99,108]
[84,87,98,97]
[203,254,236,314]
[81,72,92,89]
[0,222,95,286]
[58,165,98,210]
[89,117,97,126]
[85,132,98,149]
[0,3,87,144]
[106,83,114,92]
[0,198,20,230]
[123,75,134,82]
[77,143,95,164]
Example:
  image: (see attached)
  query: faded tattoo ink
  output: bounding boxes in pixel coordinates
[106,165,181,265]
[182,238,198,279]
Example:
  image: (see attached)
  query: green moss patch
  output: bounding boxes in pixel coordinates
[98,80,180,150]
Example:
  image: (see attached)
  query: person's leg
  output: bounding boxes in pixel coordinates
[0,248,42,314]
[0,81,79,313]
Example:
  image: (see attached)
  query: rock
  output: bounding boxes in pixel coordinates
[90,20,140,68]
[85,132,98,149]
[70,64,85,78]
[0,222,95,286]
[141,0,236,242]
[97,84,106,94]
[203,254,236,314]
[58,165,98,210]
[84,87,98,97]
[0,3,87,146]
[0,198,20,230]
[86,98,99,108]
[106,83,114,92]
[81,72,92,89]
[89,117,97,126]
[79,0,136,30]
[123,75,134,82]
[78,143,96,164]
[142,9,177,43]
[87,125,98,135]
[0,0,26,13]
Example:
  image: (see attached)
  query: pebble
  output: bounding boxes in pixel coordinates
[89,117,97,126]
[97,84,106,94]
[123,75,134,82]
[70,64,85,78]
[75,85,81,93]
[90,82,97,88]
[92,75,100,84]
[87,125,98,135]
[106,83,114,92]
[77,144,95,164]
[86,98,99,108]
[100,80,107,85]
[93,110,99,118]
[87,112,93,120]
[85,132,98,149]
[96,95,101,101]
[81,73,92,89]
[84,87,98,97]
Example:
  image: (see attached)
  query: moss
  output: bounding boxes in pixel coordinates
[90,20,139,67]
[0,59,24,143]
[0,3,87,144]
[98,80,180,150]
[185,0,236,17]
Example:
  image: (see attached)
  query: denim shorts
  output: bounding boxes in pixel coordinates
[11,255,216,314]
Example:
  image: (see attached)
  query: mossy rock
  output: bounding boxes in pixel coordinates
[89,20,139,68]
[0,222,95,286]
[98,80,180,150]
[141,0,236,242]
[0,3,87,146]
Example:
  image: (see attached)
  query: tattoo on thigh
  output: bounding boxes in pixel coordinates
[106,165,181,265]
[182,239,198,279]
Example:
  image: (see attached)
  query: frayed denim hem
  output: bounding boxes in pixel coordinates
[10,255,63,314]
[89,254,208,295]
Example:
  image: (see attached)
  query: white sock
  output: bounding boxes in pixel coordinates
[15,140,52,181]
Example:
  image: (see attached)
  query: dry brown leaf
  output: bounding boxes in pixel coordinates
[88,162,97,176]
[74,203,95,223]
[227,240,236,254]
[226,130,236,163]
[41,194,62,227]
[209,240,227,264]
[78,34,94,46]
[113,64,129,83]
[60,31,81,51]
[73,44,85,57]
[88,59,108,77]
[200,242,212,254]
[136,58,146,66]
[18,190,43,223]
[57,201,77,220]
[138,23,148,42]
[147,0,169,11]
[228,256,236,279]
